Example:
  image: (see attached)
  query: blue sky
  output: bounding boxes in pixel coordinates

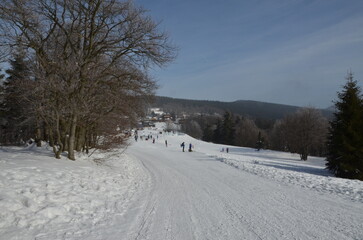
[136,0,363,108]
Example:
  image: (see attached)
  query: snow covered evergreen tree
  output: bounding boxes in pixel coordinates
[326,72,363,180]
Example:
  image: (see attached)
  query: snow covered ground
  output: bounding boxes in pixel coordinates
[0,144,149,239]
[1,122,362,239]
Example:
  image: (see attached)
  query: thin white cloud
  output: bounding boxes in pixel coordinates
[155,3,363,107]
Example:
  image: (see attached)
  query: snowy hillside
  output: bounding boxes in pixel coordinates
[0,144,148,239]
[1,122,362,239]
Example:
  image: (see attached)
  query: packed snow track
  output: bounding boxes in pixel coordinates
[123,134,362,240]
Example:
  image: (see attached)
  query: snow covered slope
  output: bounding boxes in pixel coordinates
[1,123,362,239]
[0,144,149,239]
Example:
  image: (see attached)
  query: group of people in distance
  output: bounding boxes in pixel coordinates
[135,130,231,155]
[221,147,229,153]
[134,130,196,152]
[180,142,193,152]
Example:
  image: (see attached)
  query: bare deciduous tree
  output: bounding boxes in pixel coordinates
[181,119,203,139]
[275,108,328,160]
[0,0,176,159]
[235,117,262,148]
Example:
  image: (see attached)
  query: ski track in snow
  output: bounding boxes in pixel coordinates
[0,122,362,239]
[126,133,363,240]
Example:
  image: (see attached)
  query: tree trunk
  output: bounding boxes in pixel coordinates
[82,129,89,154]
[68,114,77,160]
[300,148,308,161]
[55,113,63,159]
[44,125,51,146]
[35,118,42,147]
[60,118,69,152]
[76,126,86,152]
[49,129,60,159]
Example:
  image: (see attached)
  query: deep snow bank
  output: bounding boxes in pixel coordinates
[213,152,363,203]
[0,144,147,239]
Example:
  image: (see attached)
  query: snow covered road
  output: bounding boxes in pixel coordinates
[124,132,363,240]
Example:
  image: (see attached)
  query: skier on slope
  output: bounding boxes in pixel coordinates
[181,142,185,152]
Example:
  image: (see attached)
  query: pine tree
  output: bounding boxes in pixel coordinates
[222,111,235,145]
[256,131,264,151]
[0,68,5,126]
[212,112,236,145]
[0,68,4,101]
[0,69,4,82]
[213,119,223,144]
[326,72,363,180]
[1,49,33,145]
[202,124,214,142]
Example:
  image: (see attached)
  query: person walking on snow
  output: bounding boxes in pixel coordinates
[189,143,193,152]
[165,140,168,147]
[181,142,185,152]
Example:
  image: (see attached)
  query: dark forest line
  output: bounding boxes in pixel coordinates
[152,96,333,120]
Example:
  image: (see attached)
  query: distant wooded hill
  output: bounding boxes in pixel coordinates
[151,96,333,120]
